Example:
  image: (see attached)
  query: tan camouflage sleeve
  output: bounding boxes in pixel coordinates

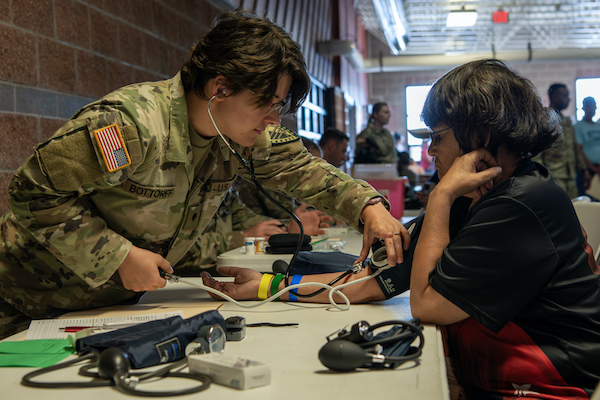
[229,189,272,231]
[243,126,387,231]
[7,118,139,288]
[174,230,238,272]
[175,191,270,272]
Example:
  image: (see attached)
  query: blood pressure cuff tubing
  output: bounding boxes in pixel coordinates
[75,310,225,369]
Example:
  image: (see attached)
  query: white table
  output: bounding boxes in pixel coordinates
[217,219,417,272]
[3,214,450,400]
[3,280,449,400]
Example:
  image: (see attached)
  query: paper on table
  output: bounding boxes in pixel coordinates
[0,339,74,368]
[25,311,184,340]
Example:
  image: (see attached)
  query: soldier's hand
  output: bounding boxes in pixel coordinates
[358,201,409,268]
[243,220,287,240]
[288,203,332,236]
[118,245,172,292]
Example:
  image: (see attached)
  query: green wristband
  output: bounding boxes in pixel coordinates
[270,274,285,300]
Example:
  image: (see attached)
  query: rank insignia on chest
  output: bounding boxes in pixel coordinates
[93,124,132,172]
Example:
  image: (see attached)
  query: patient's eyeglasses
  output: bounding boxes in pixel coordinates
[429,126,452,146]
[247,89,288,114]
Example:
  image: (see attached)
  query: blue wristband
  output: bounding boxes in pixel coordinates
[287,275,303,302]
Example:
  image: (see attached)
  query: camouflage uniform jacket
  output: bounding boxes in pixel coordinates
[533,114,586,180]
[355,123,398,164]
[0,72,383,319]
[234,175,300,220]
[175,189,271,274]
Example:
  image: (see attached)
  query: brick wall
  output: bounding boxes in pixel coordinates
[0,0,223,215]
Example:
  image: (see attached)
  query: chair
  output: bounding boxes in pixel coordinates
[591,379,600,400]
[572,201,600,260]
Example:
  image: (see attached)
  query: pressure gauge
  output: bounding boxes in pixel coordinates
[185,324,226,356]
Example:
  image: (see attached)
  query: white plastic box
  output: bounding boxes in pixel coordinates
[188,353,271,390]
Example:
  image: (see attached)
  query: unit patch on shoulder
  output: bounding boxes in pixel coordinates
[269,124,299,145]
[93,124,132,172]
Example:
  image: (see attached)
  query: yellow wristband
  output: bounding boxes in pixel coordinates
[258,274,274,300]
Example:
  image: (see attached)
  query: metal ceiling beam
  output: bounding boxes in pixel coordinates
[352,47,600,72]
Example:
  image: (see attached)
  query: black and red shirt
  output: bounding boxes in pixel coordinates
[429,160,600,398]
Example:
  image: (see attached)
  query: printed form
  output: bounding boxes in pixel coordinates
[25,311,184,340]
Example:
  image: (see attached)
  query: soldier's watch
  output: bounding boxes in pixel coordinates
[359,197,384,225]
[364,197,384,207]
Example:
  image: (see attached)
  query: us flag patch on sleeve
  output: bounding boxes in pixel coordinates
[93,124,132,172]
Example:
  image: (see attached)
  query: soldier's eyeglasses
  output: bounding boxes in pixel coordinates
[429,127,452,146]
[247,89,288,114]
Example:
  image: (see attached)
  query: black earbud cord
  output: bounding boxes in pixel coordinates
[207,93,354,298]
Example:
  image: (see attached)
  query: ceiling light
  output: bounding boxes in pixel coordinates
[446,7,478,28]
[372,0,410,54]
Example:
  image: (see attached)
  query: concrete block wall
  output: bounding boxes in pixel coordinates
[368,59,600,141]
[0,0,222,215]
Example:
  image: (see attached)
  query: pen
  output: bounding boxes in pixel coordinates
[60,326,99,332]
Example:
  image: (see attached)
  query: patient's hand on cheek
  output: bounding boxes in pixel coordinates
[438,149,502,200]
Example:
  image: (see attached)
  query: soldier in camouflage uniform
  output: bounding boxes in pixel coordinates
[175,188,330,275]
[532,84,588,198]
[0,10,408,338]
[175,189,273,276]
[355,102,398,164]
[235,176,300,220]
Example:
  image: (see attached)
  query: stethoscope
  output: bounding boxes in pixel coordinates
[206,92,314,296]
[204,92,388,299]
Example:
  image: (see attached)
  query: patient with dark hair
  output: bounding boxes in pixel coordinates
[411,59,600,399]
[202,59,600,398]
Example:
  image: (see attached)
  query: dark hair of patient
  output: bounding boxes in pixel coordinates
[180,10,310,114]
[421,59,561,158]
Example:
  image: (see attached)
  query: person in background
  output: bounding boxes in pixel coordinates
[414,170,438,210]
[575,96,600,194]
[419,140,435,172]
[201,59,600,398]
[397,151,421,210]
[0,10,407,339]
[355,102,398,164]
[319,127,349,168]
[175,188,330,275]
[533,83,589,198]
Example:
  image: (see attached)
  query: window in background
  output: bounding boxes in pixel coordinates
[575,78,600,121]
[405,85,432,162]
[297,76,327,141]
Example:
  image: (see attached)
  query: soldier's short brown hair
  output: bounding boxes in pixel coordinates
[181,10,310,114]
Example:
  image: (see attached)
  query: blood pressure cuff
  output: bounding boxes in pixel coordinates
[375,214,425,299]
[288,214,425,299]
[75,310,225,369]
[267,234,312,253]
[290,251,358,274]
